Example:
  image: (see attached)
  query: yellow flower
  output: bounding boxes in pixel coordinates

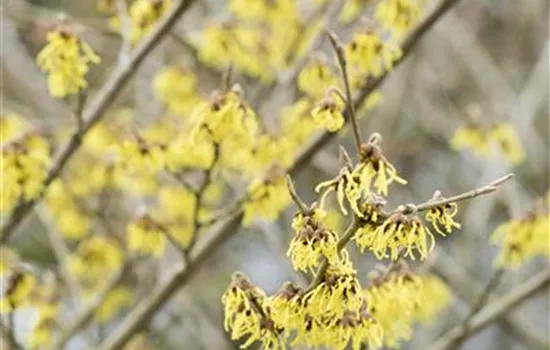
[242,172,291,226]
[67,159,113,197]
[0,113,28,143]
[94,286,133,323]
[127,215,166,256]
[0,270,36,313]
[425,202,461,235]
[490,122,526,166]
[222,272,285,349]
[245,135,294,174]
[68,236,124,290]
[491,208,549,268]
[304,251,364,319]
[166,131,216,171]
[297,58,338,99]
[28,304,59,349]
[155,185,196,221]
[356,140,407,196]
[116,137,166,173]
[228,0,269,20]
[368,213,435,261]
[1,134,50,214]
[36,28,100,98]
[266,282,305,334]
[153,65,202,116]
[375,0,422,37]
[45,179,91,240]
[128,0,173,44]
[450,125,491,158]
[364,273,447,348]
[339,0,365,24]
[353,198,386,251]
[325,310,384,350]
[310,92,345,132]
[345,29,402,80]
[413,275,452,324]
[287,211,340,272]
[315,140,405,215]
[315,166,363,217]
[280,98,316,149]
[191,88,259,147]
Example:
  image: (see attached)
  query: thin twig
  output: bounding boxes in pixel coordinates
[286,175,310,214]
[447,268,505,348]
[95,1,462,348]
[400,173,514,215]
[188,144,220,248]
[327,31,362,153]
[73,91,87,132]
[426,270,550,350]
[0,0,198,245]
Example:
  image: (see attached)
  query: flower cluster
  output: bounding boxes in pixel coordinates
[106,0,174,44]
[68,236,124,291]
[36,24,100,98]
[316,135,406,217]
[451,122,525,166]
[222,273,285,349]
[127,214,166,256]
[1,133,50,214]
[365,271,451,347]
[197,0,316,83]
[242,170,291,226]
[491,201,549,268]
[287,209,340,272]
[153,65,202,116]
[375,0,423,36]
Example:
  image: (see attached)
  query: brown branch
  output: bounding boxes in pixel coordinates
[398,173,514,215]
[0,0,198,244]
[327,31,363,153]
[426,270,550,350]
[188,144,220,249]
[286,175,310,214]
[401,174,514,214]
[95,1,463,348]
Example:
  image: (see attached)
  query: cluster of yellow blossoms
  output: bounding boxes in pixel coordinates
[491,200,549,268]
[197,0,316,83]
[224,131,459,349]
[451,122,526,166]
[36,25,100,98]
[0,249,62,349]
[99,0,174,44]
[1,114,50,214]
[224,255,451,349]
[365,270,451,347]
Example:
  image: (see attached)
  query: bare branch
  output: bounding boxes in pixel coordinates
[401,173,515,214]
[327,30,362,153]
[426,270,550,350]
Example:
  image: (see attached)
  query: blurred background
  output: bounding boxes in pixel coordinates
[1,0,549,349]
